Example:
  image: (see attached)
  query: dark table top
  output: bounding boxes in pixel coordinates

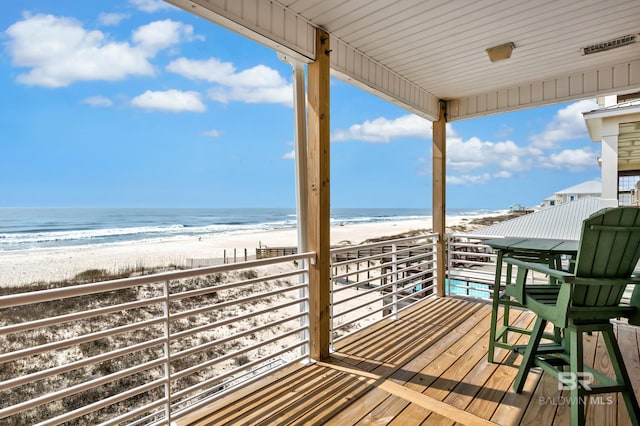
[484,237,579,255]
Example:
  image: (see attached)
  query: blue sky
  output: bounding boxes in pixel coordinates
[0,0,602,209]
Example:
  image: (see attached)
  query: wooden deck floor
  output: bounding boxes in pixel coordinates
[180,297,640,426]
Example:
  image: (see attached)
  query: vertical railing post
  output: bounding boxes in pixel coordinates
[162,280,172,423]
[445,236,452,297]
[302,257,311,359]
[391,243,398,319]
[329,253,335,351]
[433,236,440,297]
[433,101,447,297]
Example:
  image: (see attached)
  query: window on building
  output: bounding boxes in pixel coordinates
[619,172,640,206]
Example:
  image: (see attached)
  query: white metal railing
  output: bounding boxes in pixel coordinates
[446,234,573,300]
[2,231,489,425]
[446,234,497,300]
[0,252,314,425]
[329,234,438,347]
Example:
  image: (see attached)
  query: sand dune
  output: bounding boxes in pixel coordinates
[0,214,503,287]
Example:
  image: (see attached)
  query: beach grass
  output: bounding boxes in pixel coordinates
[0,266,296,425]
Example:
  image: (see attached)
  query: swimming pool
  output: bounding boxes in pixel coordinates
[447,278,490,299]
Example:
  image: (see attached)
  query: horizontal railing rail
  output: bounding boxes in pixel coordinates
[0,252,314,425]
[329,234,438,348]
[446,233,574,300]
[2,230,516,424]
[446,234,498,300]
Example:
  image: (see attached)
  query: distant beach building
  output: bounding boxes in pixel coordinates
[542,179,601,208]
[509,203,532,212]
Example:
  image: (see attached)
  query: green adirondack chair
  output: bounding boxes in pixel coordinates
[504,207,640,426]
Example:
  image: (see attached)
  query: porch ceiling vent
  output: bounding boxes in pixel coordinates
[582,34,637,55]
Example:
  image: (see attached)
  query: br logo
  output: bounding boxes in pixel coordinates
[558,372,594,391]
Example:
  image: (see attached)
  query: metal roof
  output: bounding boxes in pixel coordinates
[555,180,601,195]
[167,0,640,121]
[466,197,603,241]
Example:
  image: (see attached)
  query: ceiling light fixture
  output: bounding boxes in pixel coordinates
[582,34,637,55]
[486,42,515,63]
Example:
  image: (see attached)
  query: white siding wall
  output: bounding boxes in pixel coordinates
[447,59,640,121]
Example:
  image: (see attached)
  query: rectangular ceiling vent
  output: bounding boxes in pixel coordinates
[582,34,637,55]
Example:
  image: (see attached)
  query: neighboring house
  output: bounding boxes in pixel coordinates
[541,179,601,208]
[583,94,640,208]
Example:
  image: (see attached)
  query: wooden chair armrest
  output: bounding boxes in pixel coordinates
[503,257,573,304]
[503,257,574,281]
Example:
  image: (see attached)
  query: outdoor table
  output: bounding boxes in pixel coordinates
[485,237,579,363]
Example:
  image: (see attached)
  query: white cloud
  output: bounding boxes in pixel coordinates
[332,114,431,143]
[282,150,295,160]
[349,101,599,188]
[129,0,176,13]
[529,99,598,148]
[82,95,113,107]
[202,129,222,137]
[493,170,513,179]
[5,14,198,88]
[130,89,206,112]
[167,58,293,107]
[167,57,235,83]
[354,117,527,185]
[208,85,293,106]
[447,172,511,185]
[168,59,285,87]
[544,148,598,172]
[98,13,130,26]
[447,136,527,171]
[132,19,200,56]
[447,173,492,185]
[352,101,600,187]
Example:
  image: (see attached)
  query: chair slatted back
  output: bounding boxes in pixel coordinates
[572,207,640,307]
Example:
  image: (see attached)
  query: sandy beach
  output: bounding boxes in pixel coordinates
[0,214,501,287]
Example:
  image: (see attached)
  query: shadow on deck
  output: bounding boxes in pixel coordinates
[178,297,640,426]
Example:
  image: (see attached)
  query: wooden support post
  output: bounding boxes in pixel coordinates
[433,101,447,297]
[307,28,331,361]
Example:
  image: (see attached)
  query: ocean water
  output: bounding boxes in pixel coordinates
[0,207,498,252]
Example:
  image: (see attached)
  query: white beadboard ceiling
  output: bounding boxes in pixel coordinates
[167,0,640,121]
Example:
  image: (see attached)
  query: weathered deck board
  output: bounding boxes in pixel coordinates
[614,324,639,426]
[333,300,490,423]
[385,304,499,424]
[431,310,535,426]
[180,297,640,426]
